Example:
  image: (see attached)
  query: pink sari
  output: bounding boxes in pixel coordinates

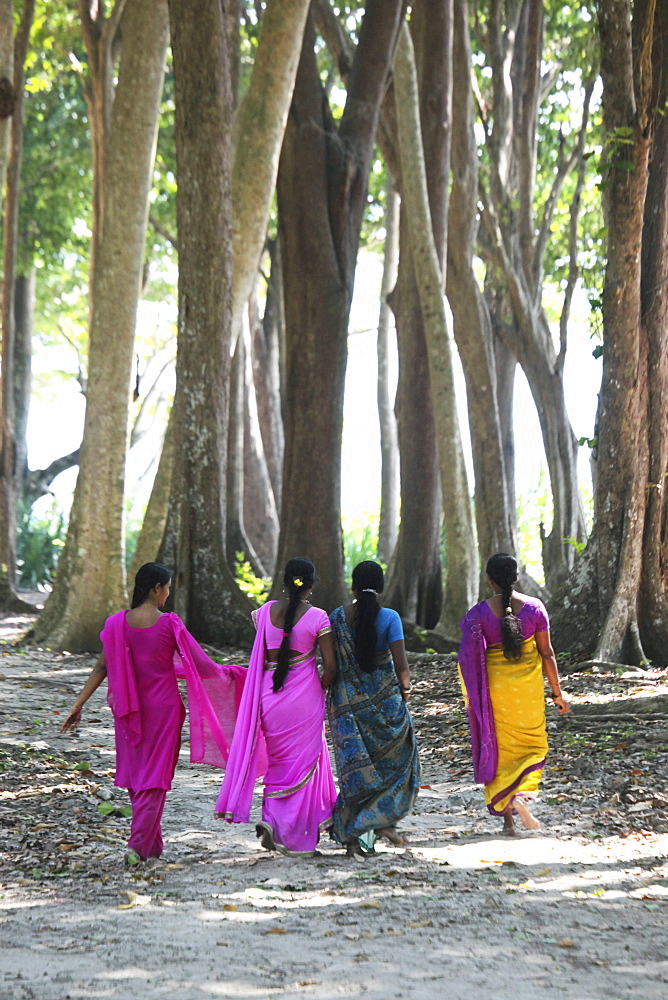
[215,602,337,855]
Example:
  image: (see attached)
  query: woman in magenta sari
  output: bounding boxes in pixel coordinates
[215,557,338,856]
[61,563,245,865]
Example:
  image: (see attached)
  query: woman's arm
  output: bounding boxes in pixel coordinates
[535,630,570,715]
[389,638,412,701]
[60,652,107,732]
[318,632,337,689]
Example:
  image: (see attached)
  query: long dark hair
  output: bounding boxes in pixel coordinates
[273,557,315,692]
[352,560,384,674]
[131,562,172,609]
[486,552,523,660]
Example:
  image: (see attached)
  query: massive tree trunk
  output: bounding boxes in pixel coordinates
[446,0,516,588]
[392,13,478,633]
[250,256,283,512]
[34,0,169,650]
[551,0,668,666]
[274,2,405,611]
[376,178,399,565]
[164,0,252,646]
[0,0,34,610]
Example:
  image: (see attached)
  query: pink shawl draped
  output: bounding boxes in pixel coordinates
[101,611,246,767]
[214,603,270,822]
[457,604,498,784]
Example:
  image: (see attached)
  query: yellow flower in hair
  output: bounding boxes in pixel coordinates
[293,577,303,588]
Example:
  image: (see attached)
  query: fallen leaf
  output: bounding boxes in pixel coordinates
[358,900,381,909]
[222,904,238,912]
[558,939,575,948]
[407,920,432,928]
[535,867,553,876]
[263,927,288,935]
[117,891,151,910]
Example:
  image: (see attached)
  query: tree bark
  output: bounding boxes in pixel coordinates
[274,2,405,611]
[0,0,14,197]
[0,0,34,611]
[376,177,400,565]
[250,257,283,511]
[128,406,175,584]
[230,0,312,341]
[164,0,253,646]
[34,0,169,650]
[477,0,588,592]
[384,214,443,627]
[13,268,34,497]
[392,16,478,633]
[446,0,516,590]
[551,0,668,665]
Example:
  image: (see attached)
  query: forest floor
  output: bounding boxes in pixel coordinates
[1,605,668,1000]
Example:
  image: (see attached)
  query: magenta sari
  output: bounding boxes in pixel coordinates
[215,602,337,855]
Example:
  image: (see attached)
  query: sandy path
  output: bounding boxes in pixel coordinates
[1,642,667,1000]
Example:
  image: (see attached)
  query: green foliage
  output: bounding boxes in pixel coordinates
[234,552,272,606]
[342,513,381,586]
[16,499,65,589]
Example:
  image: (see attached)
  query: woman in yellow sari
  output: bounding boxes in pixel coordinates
[458,553,569,834]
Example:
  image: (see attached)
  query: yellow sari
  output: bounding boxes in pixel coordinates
[483,636,547,814]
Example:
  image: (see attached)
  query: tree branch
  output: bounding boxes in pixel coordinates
[149,212,178,250]
[101,0,128,52]
[23,450,80,506]
[313,0,354,78]
[557,75,596,374]
[533,139,580,285]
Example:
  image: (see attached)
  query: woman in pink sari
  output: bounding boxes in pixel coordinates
[61,563,245,865]
[215,557,338,856]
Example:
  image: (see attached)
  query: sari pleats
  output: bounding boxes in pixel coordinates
[484,638,548,815]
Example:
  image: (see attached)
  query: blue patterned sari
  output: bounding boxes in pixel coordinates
[327,606,420,845]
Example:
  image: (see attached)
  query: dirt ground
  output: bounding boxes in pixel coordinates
[1,608,668,1000]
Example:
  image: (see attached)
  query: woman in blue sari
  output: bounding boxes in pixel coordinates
[328,561,420,857]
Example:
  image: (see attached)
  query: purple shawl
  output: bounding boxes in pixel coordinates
[457,604,498,784]
[101,611,246,766]
[214,603,269,822]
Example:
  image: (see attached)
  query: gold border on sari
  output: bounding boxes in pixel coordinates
[264,647,315,670]
[264,759,318,798]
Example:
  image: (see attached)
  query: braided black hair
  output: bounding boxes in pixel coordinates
[352,560,384,674]
[486,552,523,660]
[273,557,315,692]
[131,562,172,609]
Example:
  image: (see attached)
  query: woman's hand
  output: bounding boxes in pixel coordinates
[400,687,411,702]
[60,706,82,733]
[552,693,570,715]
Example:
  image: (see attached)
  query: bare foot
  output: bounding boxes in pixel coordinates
[502,813,517,836]
[513,794,540,830]
[346,840,367,861]
[375,826,408,846]
[255,823,276,851]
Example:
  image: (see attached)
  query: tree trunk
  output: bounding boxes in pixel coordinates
[274,2,405,611]
[164,0,253,646]
[376,177,400,565]
[476,0,588,592]
[242,315,279,574]
[384,215,443,627]
[128,406,175,583]
[393,14,478,633]
[226,328,267,578]
[551,0,668,665]
[230,0,312,341]
[0,0,14,197]
[0,0,34,611]
[446,0,516,592]
[250,261,283,511]
[13,268,34,496]
[34,0,169,650]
